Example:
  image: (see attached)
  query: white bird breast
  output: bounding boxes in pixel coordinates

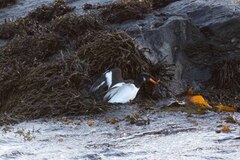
[105,83,139,104]
[105,71,112,88]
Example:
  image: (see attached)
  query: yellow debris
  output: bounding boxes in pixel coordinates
[87,121,94,126]
[64,120,72,125]
[215,104,236,112]
[188,95,212,108]
[221,125,230,133]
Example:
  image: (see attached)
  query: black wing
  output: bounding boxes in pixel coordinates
[90,68,122,93]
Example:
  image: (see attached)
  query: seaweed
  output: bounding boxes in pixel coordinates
[0,0,174,125]
[83,3,94,10]
[77,31,151,79]
[98,0,174,24]
[0,0,16,9]
[27,0,74,23]
[0,18,45,39]
[147,59,175,98]
[76,31,174,98]
[99,0,150,24]
[0,0,74,39]
[150,0,175,9]
[0,31,63,67]
[210,60,240,91]
[51,13,104,40]
[0,55,104,123]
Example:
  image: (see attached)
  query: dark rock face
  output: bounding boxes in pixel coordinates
[162,0,240,48]
[162,0,240,25]
[116,0,240,94]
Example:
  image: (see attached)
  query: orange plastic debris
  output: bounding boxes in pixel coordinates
[221,125,230,133]
[188,95,212,108]
[215,104,236,112]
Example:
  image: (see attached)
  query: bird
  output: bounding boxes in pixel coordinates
[90,68,158,104]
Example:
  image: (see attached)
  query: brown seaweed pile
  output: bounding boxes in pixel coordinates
[1,32,63,66]
[27,0,74,23]
[0,0,173,124]
[85,0,174,24]
[77,31,174,98]
[51,14,104,41]
[211,60,240,92]
[150,0,175,9]
[77,31,151,79]
[148,58,175,98]
[99,1,150,23]
[0,19,42,39]
[0,55,102,120]
[0,0,16,9]
[0,0,74,40]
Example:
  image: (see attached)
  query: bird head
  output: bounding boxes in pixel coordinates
[139,73,158,85]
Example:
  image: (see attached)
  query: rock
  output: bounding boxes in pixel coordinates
[115,0,240,94]
[161,0,240,53]
[115,12,208,93]
[161,0,240,92]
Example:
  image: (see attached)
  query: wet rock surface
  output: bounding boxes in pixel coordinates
[116,0,240,94]
[0,106,240,160]
[0,0,112,22]
[0,0,240,159]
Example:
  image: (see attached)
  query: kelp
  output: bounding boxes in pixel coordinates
[77,31,151,79]
[210,60,240,92]
[150,0,175,9]
[0,0,74,39]
[27,0,74,23]
[77,31,174,98]
[0,0,16,9]
[0,18,45,39]
[51,14,104,40]
[96,0,174,23]
[0,55,104,123]
[0,0,174,124]
[0,32,63,67]
[99,1,150,23]
[148,59,174,98]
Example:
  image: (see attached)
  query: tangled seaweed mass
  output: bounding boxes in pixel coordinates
[0,0,16,9]
[211,60,240,91]
[0,0,174,124]
[84,0,174,23]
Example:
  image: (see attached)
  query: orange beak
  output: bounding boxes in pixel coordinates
[149,78,158,85]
